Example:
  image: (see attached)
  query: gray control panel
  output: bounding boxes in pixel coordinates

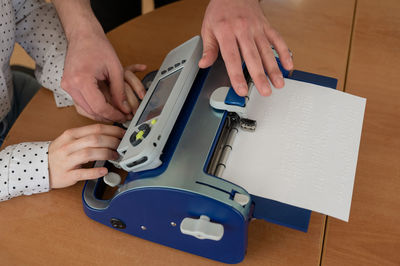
[117,36,203,172]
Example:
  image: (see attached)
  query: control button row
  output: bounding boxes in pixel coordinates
[160,59,186,75]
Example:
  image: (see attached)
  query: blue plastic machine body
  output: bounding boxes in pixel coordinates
[82,57,337,264]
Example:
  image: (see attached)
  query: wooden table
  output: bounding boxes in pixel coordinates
[322,0,400,265]
[1,0,398,265]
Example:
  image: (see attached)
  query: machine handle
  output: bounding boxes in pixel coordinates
[180,215,224,241]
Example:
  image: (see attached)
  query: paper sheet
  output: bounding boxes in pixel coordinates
[222,78,366,221]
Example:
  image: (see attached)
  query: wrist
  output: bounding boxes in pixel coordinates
[52,0,105,42]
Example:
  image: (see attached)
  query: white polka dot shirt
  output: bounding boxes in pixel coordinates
[0,0,73,201]
[0,142,50,201]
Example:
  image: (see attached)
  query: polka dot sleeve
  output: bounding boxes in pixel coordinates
[0,142,50,201]
[13,0,73,107]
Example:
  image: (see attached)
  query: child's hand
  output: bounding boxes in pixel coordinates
[48,124,125,189]
[124,64,147,115]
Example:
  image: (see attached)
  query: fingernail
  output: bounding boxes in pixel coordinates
[257,83,270,96]
[262,87,271,96]
[123,100,131,111]
[126,113,133,120]
[261,88,268,96]
[99,168,108,175]
[286,58,293,69]
[237,85,247,96]
[274,74,284,88]
[140,91,146,99]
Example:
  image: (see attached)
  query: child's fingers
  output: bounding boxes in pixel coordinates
[63,124,126,140]
[69,167,108,182]
[125,82,140,112]
[124,70,146,99]
[125,64,147,73]
[68,147,119,168]
[64,134,121,155]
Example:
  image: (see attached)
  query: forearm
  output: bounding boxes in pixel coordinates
[52,0,104,41]
[14,1,73,107]
[51,0,145,122]
[0,142,51,202]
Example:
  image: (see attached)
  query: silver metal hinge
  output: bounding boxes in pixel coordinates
[209,113,256,178]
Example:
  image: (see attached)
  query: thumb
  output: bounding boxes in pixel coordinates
[125,64,147,73]
[72,167,108,182]
[199,29,219,68]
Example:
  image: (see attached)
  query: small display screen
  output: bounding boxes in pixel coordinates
[136,69,182,125]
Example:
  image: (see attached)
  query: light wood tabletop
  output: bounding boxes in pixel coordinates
[322,0,400,265]
[2,0,397,265]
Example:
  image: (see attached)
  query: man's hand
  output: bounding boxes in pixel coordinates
[61,30,131,123]
[48,124,125,189]
[53,0,132,123]
[199,0,293,97]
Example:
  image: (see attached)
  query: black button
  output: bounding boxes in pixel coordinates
[126,156,148,168]
[181,59,186,64]
[138,123,151,138]
[138,123,150,131]
[110,218,126,229]
[139,124,151,138]
[168,67,173,71]
[132,139,142,147]
[174,63,180,68]
[143,128,151,138]
[129,131,142,147]
[161,70,167,75]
